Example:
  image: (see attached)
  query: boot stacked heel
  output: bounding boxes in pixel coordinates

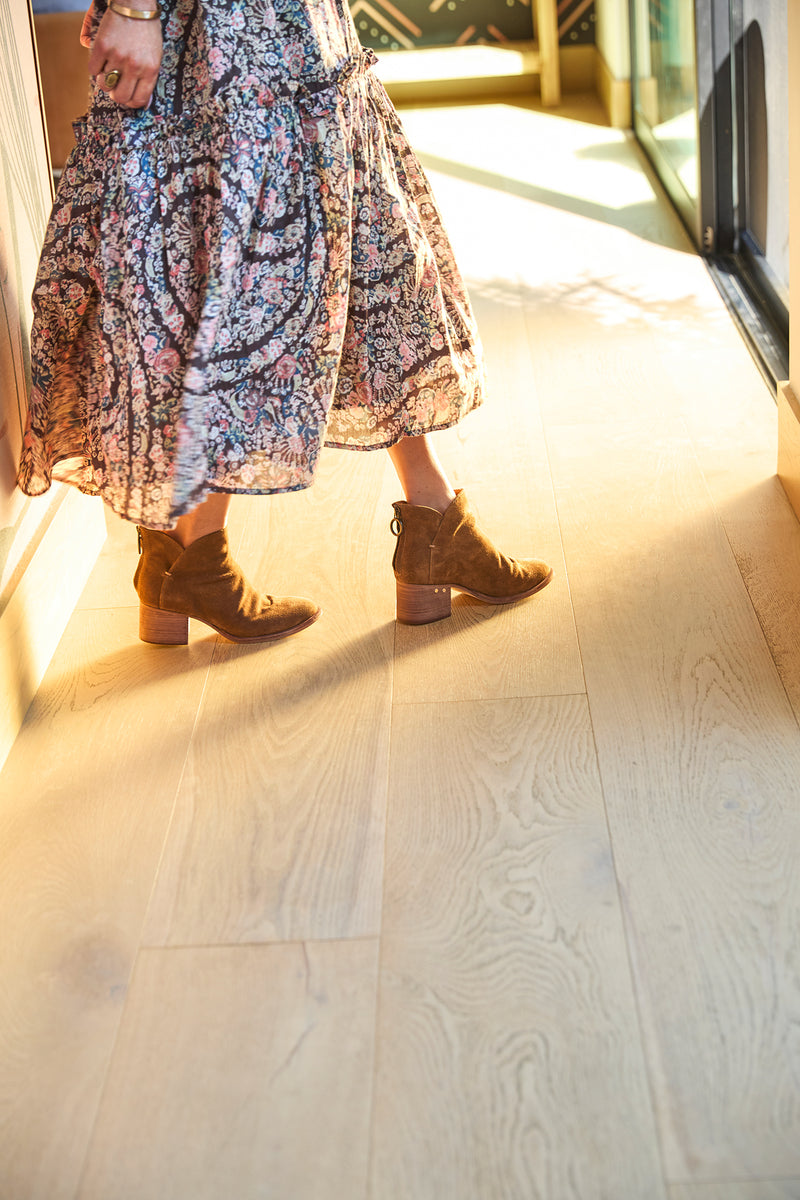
[395,580,452,625]
[139,604,189,645]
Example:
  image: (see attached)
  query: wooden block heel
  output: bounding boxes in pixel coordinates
[395,580,452,625]
[139,604,189,645]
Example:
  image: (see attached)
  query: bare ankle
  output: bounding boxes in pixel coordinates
[405,484,456,513]
[387,436,456,514]
[171,494,231,547]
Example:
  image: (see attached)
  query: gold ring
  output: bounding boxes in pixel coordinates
[105,69,121,88]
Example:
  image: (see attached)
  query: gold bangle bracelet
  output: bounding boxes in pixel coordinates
[107,1,161,18]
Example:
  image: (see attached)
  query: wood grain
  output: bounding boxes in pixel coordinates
[0,607,215,1200]
[546,419,800,1179]
[142,451,395,945]
[658,327,800,731]
[77,940,378,1200]
[372,695,666,1200]
[721,511,800,724]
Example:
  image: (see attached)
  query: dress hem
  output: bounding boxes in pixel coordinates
[19,399,483,529]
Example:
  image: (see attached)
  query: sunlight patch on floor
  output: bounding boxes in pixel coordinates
[396,99,719,342]
[398,102,662,216]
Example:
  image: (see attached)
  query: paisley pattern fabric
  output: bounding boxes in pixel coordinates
[17,0,485,529]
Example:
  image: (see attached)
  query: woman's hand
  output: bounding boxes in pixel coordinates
[87,6,163,109]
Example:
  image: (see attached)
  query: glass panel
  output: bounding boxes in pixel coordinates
[632,0,699,220]
[733,0,789,301]
[630,0,789,380]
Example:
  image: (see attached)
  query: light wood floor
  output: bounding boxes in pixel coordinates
[3,94,800,1200]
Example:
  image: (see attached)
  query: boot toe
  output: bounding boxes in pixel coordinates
[454,558,553,603]
[520,559,554,594]
[224,595,322,643]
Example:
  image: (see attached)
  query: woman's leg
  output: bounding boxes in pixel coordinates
[387,434,455,513]
[168,493,231,547]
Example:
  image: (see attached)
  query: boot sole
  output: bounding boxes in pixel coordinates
[396,568,554,625]
[139,604,322,645]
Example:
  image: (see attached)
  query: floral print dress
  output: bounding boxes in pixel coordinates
[17,0,485,529]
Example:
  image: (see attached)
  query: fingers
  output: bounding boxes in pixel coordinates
[126,77,157,109]
[94,68,152,108]
[87,7,162,109]
[97,69,155,108]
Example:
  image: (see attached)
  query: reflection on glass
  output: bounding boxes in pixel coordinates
[632,0,699,204]
[735,1,789,297]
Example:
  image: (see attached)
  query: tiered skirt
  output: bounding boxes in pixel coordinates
[17,0,485,528]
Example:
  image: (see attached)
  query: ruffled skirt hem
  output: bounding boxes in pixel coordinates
[17,6,485,528]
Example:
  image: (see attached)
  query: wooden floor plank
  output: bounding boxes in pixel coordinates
[0,608,214,1200]
[77,940,378,1200]
[142,451,394,945]
[722,513,800,723]
[655,316,800,730]
[4,93,799,1200]
[546,419,800,1179]
[372,695,666,1200]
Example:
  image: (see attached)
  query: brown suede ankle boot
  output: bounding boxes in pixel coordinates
[133,527,321,645]
[390,490,553,624]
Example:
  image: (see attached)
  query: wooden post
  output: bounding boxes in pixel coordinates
[534,0,561,107]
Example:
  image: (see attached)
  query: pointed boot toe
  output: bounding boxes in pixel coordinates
[134,527,321,645]
[390,490,553,625]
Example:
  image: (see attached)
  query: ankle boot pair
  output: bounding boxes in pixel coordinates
[133,491,552,644]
